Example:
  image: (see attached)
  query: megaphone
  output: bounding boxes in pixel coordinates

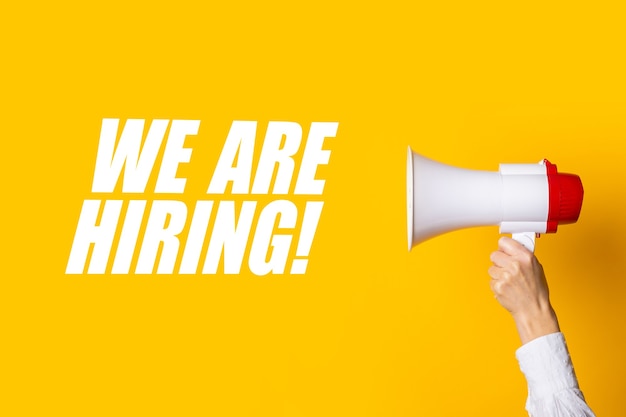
[406,147,584,252]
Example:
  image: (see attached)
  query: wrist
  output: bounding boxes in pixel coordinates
[513,304,560,345]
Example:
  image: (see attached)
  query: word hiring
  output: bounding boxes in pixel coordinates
[66,119,338,275]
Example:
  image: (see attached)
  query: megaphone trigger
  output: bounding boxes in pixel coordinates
[511,232,537,253]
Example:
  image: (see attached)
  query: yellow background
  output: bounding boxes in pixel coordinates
[2,1,625,416]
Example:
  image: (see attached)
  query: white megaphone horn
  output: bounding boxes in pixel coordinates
[406,147,584,252]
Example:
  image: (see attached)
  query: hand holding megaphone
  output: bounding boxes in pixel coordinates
[406,148,584,252]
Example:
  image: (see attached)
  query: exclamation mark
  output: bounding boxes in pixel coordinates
[290,201,324,274]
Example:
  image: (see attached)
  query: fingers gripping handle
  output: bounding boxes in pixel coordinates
[512,232,536,252]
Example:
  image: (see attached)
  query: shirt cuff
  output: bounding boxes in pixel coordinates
[515,332,580,400]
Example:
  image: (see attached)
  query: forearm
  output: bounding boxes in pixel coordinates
[512,303,560,345]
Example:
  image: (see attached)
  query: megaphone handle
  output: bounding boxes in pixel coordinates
[512,232,536,253]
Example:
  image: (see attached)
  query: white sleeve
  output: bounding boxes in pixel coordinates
[515,332,595,417]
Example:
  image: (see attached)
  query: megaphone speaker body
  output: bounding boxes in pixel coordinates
[407,147,583,251]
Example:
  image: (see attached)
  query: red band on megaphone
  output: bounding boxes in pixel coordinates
[545,160,584,233]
